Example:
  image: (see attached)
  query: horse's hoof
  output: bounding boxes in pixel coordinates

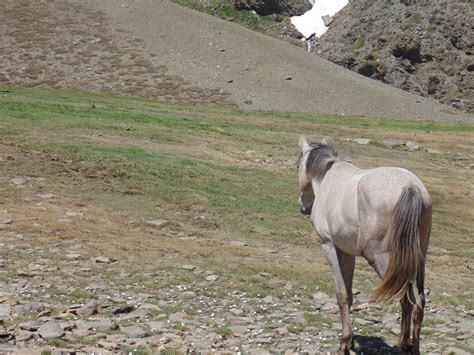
[337,345,351,355]
[400,339,413,353]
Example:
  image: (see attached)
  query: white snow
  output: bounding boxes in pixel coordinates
[290,0,349,39]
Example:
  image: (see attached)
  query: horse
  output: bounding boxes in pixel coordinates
[297,136,432,355]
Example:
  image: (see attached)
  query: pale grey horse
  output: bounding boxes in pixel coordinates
[297,136,431,355]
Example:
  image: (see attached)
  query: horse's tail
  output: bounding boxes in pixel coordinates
[373,186,424,304]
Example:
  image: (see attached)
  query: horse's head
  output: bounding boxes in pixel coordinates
[298,135,341,215]
[297,135,315,215]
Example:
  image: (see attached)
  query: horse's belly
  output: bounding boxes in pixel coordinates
[315,221,360,256]
[332,228,360,256]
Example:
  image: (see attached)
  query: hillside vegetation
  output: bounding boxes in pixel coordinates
[0,84,473,352]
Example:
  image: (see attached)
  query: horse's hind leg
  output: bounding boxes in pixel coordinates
[400,289,414,352]
[411,268,425,355]
[322,243,355,354]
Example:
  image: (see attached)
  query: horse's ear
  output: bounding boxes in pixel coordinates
[299,135,310,151]
[321,137,332,146]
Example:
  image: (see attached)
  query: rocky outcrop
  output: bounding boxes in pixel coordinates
[316,0,473,113]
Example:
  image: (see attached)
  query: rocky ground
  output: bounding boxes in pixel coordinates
[0,112,473,353]
[1,190,473,354]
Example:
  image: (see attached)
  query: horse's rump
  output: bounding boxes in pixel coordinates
[373,185,425,304]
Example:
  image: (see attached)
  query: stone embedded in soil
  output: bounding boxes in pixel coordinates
[381,139,404,149]
[146,219,170,228]
[120,325,148,338]
[37,193,56,199]
[11,177,27,186]
[75,300,98,316]
[93,256,112,263]
[38,320,65,340]
[65,253,81,260]
[146,321,167,332]
[15,329,34,342]
[206,274,219,282]
[405,141,422,151]
[18,320,42,332]
[0,304,11,319]
[182,264,196,270]
[354,138,371,145]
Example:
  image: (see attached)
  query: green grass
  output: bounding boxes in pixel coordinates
[215,325,233,336]
[304,311,332,324]
[172,0,275,33]
[0,84,472,310]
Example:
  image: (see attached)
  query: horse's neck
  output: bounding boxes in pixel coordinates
[311,161,358,192]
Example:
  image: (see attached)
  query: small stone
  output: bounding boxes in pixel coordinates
[206,274,219,282]
[76,300,98,316]
[381,139,404,149]
[322,15,333,27]
[110,304,135,315]
[262,296,273,303]
[146,321,166,331]
[15,329,33,342]
[405,141,422,151]
[65,211,83,218]
[227,79,233,83]
[354,138,371,145]
[0,304,11,319]
[66,253,81,260]
[312,292,330,303]
[11,177,27,186]
[169,312,188,323]
[38,193,56,199]
[38,320,65,340]
[229,241,247,247]
[19,320,42,331]
[182,264,196,271]
[285,75,292,80]
[443,348,469,355]
[355,318,374,326]
[146,219,170,228]
[230,308,244,316]
[390,327,400,336]
[93,256,111,264]
[180,291,196,299]
[1,218,13,224]
[120,325,148,338]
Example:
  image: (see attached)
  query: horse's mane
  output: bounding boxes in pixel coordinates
[305,143,349,182]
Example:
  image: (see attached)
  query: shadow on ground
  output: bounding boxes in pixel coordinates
[353,335,403,354]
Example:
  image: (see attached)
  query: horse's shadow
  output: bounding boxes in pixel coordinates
[352,335,404,354]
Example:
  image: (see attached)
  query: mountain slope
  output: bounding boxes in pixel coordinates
[80,0,472,122]
[316,0,473,113]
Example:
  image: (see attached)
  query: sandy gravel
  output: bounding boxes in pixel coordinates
[81,0,473,123]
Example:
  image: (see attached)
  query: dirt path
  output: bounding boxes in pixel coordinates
[81,0,473,123]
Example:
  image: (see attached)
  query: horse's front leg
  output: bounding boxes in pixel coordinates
[322,243,356,354]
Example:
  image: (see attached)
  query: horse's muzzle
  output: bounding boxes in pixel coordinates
[298,196,312,215]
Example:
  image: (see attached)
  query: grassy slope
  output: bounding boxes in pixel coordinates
[0,84,473,308]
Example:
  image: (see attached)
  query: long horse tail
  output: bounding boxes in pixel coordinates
[373,185,424,304]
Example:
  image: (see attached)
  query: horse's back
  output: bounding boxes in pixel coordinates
[358,167,431,208]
